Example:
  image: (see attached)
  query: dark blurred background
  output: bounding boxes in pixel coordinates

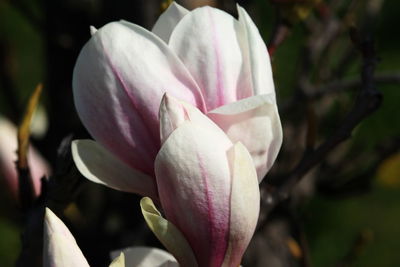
[0,0,399,266]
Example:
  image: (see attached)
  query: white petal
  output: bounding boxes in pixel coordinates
[43,208,89,267]
[169,6,245,110]
[152,2,189,43]
[109,253,124,267]
[223,142,260,266]
[89,25,97,35]
[155,121,233,266]
[71,139,158,199]
[208,94,282,181]
[73,21,205,175]
[111,246,179,267]
[140,198,198,266]
[159,93,227,144]
[237,5,275,96]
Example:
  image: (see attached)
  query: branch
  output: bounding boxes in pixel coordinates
[16,135,85,267]
[263,30,382,215]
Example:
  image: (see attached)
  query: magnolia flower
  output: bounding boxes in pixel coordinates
[72,2,282,198]
[44,207,175,267]
[0,116,50,200]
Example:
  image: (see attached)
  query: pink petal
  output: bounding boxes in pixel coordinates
[71,140,158,199]
[208,94,282,181]
[73,21,205,176]
[159,93,225,145]
[155,120,233,267]
[169,6,244,110]
[236,5,275,96]
[152,2,189,43]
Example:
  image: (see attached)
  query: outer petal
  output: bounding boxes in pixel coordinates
[109,253,124,267]
[140,198,198,267]
[0,116,50,200]
[152,2,189,43]
[155,121,233,267]
[73,21,204,176]
[71,140,158,199]
[222,142,260,266]
[110,247,179,267]
[43,208,89,267]
[208,94,282,181]
[169,6,245,110]
[236,5,275,96]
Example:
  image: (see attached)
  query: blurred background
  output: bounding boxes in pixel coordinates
[0,0,399,266]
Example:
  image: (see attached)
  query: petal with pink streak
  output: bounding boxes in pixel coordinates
[155,121,233,267]
[71,140,158,199]
[208,94,282,181]
[43,208,89,267]
[73,21,204,176]
[236,5,275,96]
[152,2,189,43]
[222,142,260,266]
[169,6,245,110]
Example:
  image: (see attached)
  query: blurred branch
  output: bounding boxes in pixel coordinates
[268,20,291,56]
[282,71,400,111]
[335,229,374,267]
[317,137,400,196]
[16,135,85,267]
[308,72,400,99]
[263,28,382,215]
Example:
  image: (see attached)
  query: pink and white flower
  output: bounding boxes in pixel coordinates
[72,2,282,197]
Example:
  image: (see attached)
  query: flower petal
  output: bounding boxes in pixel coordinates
[237,5,275,96]
[159,93,226,145]
[208,94,282,181]
[71,139,157,199]
[73,21,204,176]
[223,142,260,266]
[152,2,189,43]
[111,246,179,267]
[43,208,89,267]
[140,197,198,267]
[109,253,125,267]
[155,120,233,267]
[169,6,244,110]
[0,116,50,200]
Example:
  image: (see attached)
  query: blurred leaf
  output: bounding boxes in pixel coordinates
[376,153,400,188]
[17,83,42,169]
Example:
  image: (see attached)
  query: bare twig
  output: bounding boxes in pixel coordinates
[281,71,398,112]
[335,229,374,267]
[16,135,85,267]
[263,29,382,215]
